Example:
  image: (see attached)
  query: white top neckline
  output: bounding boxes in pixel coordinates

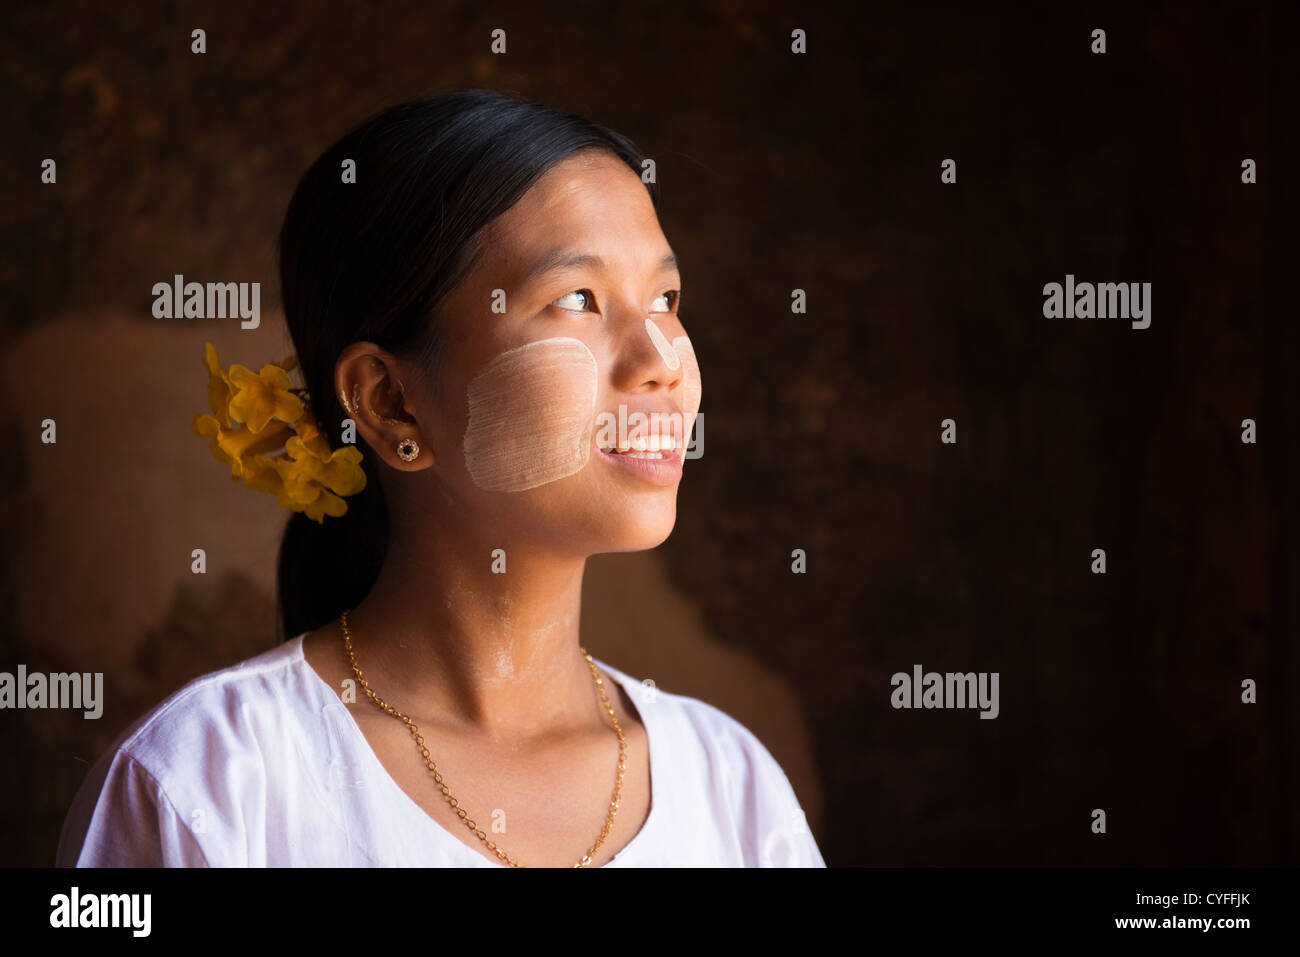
[290,632,661,867]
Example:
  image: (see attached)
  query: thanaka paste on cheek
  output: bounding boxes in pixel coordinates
[645,317,680,371]
[462,337,598,492]
[672,335,702,441]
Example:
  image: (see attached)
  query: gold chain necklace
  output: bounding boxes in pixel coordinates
[338,608,627,867]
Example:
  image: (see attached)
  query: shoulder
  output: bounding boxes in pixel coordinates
[58,637,321,867]
[596,657,785,778]
[113,637,316,773]
[71,640,320,823]
[595,658,827,867]
[595,657,824,866]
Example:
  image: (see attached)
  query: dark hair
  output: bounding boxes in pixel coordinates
[275,89,658,641]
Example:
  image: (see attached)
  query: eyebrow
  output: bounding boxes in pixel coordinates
[523,249,679,284]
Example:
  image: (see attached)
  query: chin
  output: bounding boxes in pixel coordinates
[603,513,677,553]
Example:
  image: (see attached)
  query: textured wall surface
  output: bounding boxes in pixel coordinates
[2,1,1295,867]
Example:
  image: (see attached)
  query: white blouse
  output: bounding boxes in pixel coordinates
[57,634,826,867]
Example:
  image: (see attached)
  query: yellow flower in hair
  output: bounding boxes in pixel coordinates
[250,453,355,522]
[193,342,301,475]
[228,361,306,433]
[191,341,366,523]
[192,413,294,479]
[284,440,366,496]
[271,468,350,523]
[248,457,346,524]
[273,415,366,502]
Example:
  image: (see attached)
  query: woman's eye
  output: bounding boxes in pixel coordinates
[551,288,680,313]
[650,290,681,313]
[552,289,595,311]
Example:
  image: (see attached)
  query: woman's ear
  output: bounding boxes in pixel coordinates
[334,343,433,470]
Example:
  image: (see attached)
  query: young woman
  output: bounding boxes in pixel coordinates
[57,90,825,867]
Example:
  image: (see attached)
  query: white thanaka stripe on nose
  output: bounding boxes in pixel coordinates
[645,317,681,371]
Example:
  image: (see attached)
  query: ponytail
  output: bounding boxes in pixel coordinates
[276,471,388,641]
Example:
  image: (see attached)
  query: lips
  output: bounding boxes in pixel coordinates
[597,442,684,486]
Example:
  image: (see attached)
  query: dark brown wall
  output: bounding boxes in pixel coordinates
[2,0,1295,866]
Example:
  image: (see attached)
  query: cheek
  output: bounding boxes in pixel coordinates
[672,335,702,439]
[462,337,598,492]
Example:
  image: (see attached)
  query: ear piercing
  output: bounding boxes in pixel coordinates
[339,384,361,416]
[342,377,406,424]
[341,382,416,460]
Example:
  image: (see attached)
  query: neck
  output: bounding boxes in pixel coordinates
[340,500,601,745]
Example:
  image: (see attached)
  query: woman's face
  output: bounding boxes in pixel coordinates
[410,150,701,556]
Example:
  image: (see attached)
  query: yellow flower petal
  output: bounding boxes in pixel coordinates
[193,413,241,474]
[269,457,319,504]
[228,362,306,433]
[192,413,219,438]
[322,447,366,496]
[217,420,294,472]
[202,342,235,428]
[194,411,294,479]
[289,412,335,460]
[242,454,286,498]
[303,487,348,523]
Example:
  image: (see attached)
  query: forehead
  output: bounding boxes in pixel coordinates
[479,151,665,282]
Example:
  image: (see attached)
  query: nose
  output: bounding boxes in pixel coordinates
[610,314,683,393]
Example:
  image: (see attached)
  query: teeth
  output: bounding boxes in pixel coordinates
[601,441,677,459]
[629,435,676,452]
[600,433,679,456]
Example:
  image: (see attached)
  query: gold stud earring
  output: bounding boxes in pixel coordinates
[397,437,420,462]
